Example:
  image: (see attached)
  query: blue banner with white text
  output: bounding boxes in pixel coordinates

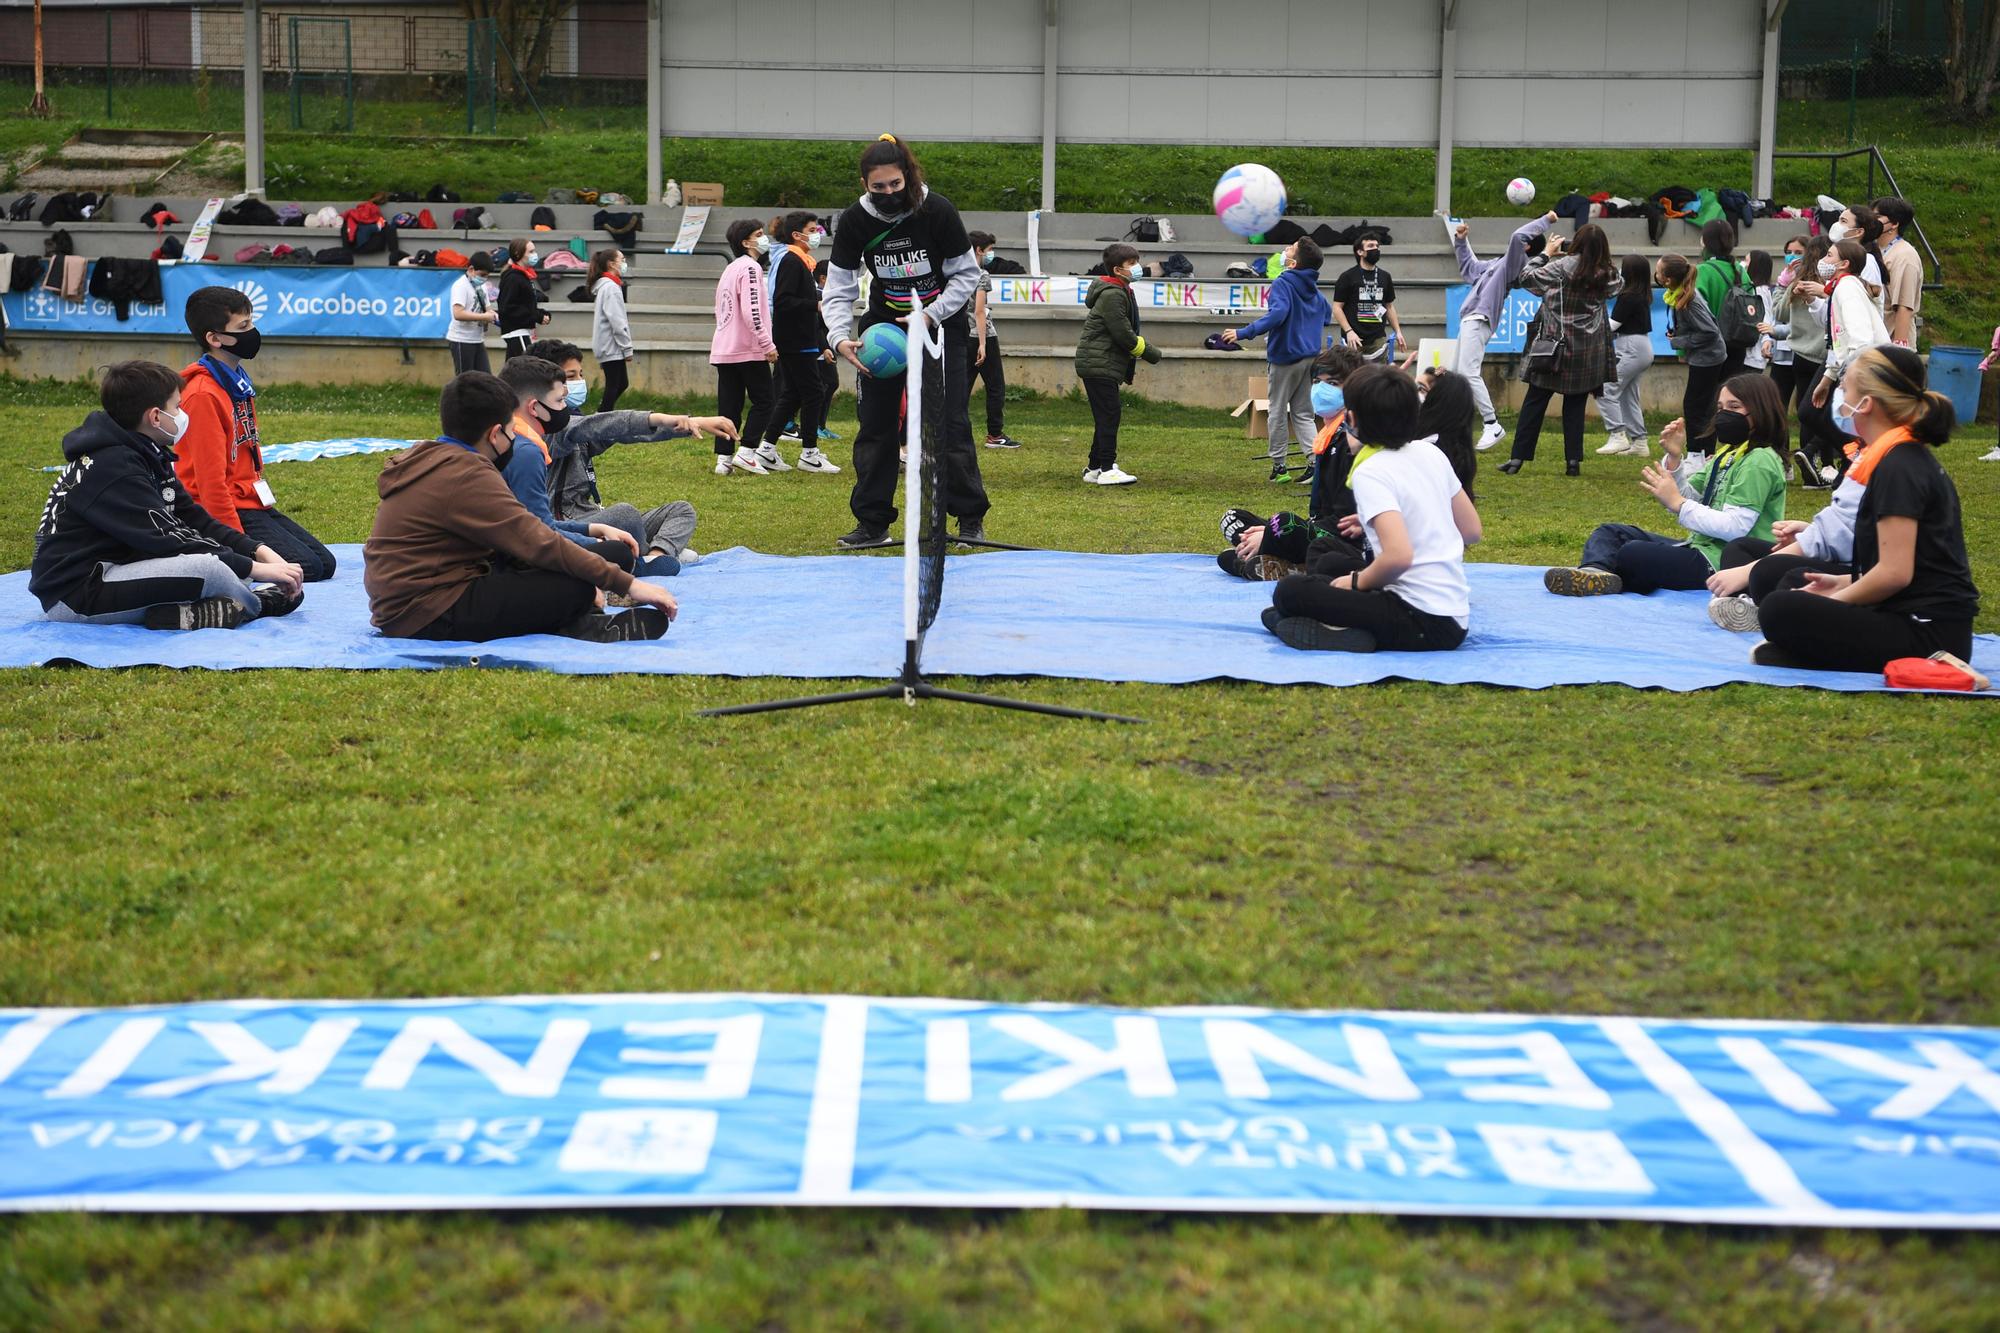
[1,264,458,339]
[1,997,1994,1223]
[1447,285,1678,357]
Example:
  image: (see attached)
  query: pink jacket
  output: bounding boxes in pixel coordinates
[710,254,776,364]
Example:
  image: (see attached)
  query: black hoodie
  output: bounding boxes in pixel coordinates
[28,410,262,610]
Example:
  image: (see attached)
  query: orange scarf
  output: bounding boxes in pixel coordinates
[511,410,552,465]
[1843,424,1913,485]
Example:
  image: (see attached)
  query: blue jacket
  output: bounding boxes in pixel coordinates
[502,429,596,547]
[1234,266,1330,365]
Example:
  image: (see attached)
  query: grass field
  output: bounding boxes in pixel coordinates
[1,375,1998,1328]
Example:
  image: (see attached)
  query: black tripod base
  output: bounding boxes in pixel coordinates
[699,679,1143,723]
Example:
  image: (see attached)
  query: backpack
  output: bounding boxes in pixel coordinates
[8,193,37,222]
[1124,216,1162,243]
[233,243,271,263]
[987,256,1026,275]
[276,203,305,226]
[425,184,461,203]
[391,211,419,229]
[498,190,534,204]
[1159,253,1194,279]
[1707,258,1765,351]
[218,198,279,227]
[530,205,557,230]
[575,188,600,205]
[313,246,355,266]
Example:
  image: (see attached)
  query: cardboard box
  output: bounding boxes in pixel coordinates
[1230,375,1270,439]
[681,182,725,206]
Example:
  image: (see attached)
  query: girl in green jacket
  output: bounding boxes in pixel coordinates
[1544,374,1789,596]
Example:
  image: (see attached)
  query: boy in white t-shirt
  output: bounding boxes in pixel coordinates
[1265,363,1483,652]
[447,252,500,376]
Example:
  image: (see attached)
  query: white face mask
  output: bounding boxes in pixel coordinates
[1817,258,1838,278]
[154,407,189,445]
[1828,223,1850,243]
[754,235,772,255]
[806,230,825,250]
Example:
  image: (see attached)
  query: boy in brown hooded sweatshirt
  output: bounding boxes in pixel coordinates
[364,372,677,642]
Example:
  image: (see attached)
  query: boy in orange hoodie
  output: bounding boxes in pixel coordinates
[177,286,337,581]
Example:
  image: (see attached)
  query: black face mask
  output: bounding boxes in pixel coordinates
[1360,249,1380,266]
[1713,409,1752,447]
[219,327,262,361]
[870,187,909,214]
[540,403,572,436]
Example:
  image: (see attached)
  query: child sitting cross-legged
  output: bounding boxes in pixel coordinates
[1218,345,1366,581]
[1543,373,1789,597]
[1263,363,1482,653]
[29,360,305,631]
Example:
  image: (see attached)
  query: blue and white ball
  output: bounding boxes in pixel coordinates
[858,321,909,377]
[1213,163,1287,238]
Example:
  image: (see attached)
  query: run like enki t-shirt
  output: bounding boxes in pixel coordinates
[447,271,491,344]
[831,192,972,334]
[1350,438,1469,625]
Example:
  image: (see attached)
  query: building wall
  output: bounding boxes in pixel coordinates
[0,0,1766,150]
[657,0,1765,148]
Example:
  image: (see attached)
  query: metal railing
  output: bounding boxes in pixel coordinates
[1772,145,1942,289]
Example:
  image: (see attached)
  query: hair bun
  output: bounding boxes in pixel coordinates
[878,133,898,142]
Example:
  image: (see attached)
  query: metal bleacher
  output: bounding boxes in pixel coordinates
[2,193,1731,401]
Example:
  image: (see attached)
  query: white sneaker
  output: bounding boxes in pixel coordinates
[1621,438,1649,459]
[729,448,770,475]
[1081,468,1102,484]
[756,447,792,472]
[1708,594,1761,634]
[1980,447,2000,462]
[1595,432,1630,456]
[1819,464,1839,483]
[1095,466,1138,486]
[713,457,731,476]
[796,447,841,474]
[779,424,803,443]
[1476,421,1505,451]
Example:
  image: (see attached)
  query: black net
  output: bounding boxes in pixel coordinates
[915,339,949,636]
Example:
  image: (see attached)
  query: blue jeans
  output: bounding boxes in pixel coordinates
[1579,523,1714,593]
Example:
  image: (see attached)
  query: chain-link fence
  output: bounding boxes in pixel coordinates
[1779,0,1996,145]
[0,4,648,129]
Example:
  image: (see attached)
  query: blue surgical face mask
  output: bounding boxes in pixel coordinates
[1784,252,1801,266]
[1832,384,1858,436]
[564,378,588,410]
[1311,381,1345,418]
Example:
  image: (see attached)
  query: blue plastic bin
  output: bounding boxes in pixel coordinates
[1927,345,1985,425]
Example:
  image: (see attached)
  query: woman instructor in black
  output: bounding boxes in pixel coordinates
[820,135,991,548]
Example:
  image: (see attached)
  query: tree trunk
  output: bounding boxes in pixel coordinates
[460,0,573,96]
[1973,3,2000,115]
[28,0,51,116]
[1945,0,1971,106]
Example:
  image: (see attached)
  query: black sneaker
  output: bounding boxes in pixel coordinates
[1220,508,1262,545]
[255,585,305,619]
[835,525,894,549]
[1543,567,1623,597]
[1268,461,1293,483]
[143,596,246,632]
[561,607,670,643]
[957,519,985,543]
[1272,616,1379,653]
[1750,640,1808,669]
[983,434,1022,449]
[1260,606,1283,632]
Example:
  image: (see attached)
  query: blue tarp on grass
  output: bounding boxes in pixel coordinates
[0,545,1992,693]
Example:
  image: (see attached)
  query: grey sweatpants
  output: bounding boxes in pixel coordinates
[1456,314,1498,425]
[45,554,261,625]
[574,500,697,557]
[1265,356,1318,463]
[1599,334,1656,442]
